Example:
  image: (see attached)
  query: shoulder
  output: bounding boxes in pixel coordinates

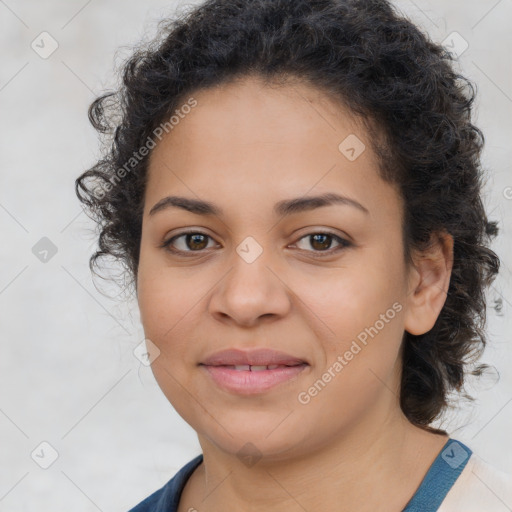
[127,454,204,512]
[439,451,512,512]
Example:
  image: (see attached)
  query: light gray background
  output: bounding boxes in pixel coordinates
[1,1,511,510]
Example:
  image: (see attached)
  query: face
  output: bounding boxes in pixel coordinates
[137,76,416,460]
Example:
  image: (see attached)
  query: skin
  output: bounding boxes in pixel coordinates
[136,75,454,512]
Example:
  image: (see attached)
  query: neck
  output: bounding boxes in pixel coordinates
[181,403,449,512]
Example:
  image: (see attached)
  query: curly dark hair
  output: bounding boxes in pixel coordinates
[75,0,500,433]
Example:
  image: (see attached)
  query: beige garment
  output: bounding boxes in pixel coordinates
[438,454,512,511]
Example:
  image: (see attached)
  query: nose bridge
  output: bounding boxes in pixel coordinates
[208,235,290,325]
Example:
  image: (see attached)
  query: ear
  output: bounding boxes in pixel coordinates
[403,231,454,336]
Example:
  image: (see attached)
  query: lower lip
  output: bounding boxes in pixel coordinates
[201,364,308,395]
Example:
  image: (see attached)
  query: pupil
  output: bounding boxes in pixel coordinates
[311,234,331,251]
[188,233,208,250]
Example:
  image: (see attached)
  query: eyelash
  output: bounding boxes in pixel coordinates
[160,230,352,258]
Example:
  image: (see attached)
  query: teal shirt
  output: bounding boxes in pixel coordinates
[128,438,472,512]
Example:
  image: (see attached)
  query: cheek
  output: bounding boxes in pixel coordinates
[137,263,194,359]
[294,247,406,391]
[295,299,405,435]
[138,239,194,328]
[294,253,405,344]
[137,271,201,415]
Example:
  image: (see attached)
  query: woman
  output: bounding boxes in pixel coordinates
[76,0,511,510]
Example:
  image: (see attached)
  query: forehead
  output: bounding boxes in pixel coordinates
[145,75,399,221]
[153,75,365,154]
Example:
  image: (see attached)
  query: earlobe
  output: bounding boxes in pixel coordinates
[403,231,454,336]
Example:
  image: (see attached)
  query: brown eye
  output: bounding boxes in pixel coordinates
[294,232,352,255]
[310,234,333,251]
[184,233,209,250]
[161,231,216,254]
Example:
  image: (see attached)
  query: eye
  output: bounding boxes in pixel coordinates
[160,230,352,257]
[160,231,217,255]
[293,232,352,256]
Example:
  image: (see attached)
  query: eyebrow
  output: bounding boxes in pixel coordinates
[148,192,369,218]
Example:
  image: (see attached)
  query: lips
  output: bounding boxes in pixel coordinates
[200,348,309,394]
[200,348,307,367]
[223,364,286,371]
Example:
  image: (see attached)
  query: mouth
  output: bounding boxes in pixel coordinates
[200,348,308,367]
[199,349,309,395]
[199,354,309,396]
[217,364,301,371]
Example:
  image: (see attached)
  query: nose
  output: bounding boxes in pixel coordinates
[208,245,292,328]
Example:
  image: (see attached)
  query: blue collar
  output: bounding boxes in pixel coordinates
[402,438,472,511]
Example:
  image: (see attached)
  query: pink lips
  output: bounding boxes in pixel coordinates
[199,348,309,395]
[201,348,307,367]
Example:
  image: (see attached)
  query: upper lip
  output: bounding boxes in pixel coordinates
[200,349,308,366]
